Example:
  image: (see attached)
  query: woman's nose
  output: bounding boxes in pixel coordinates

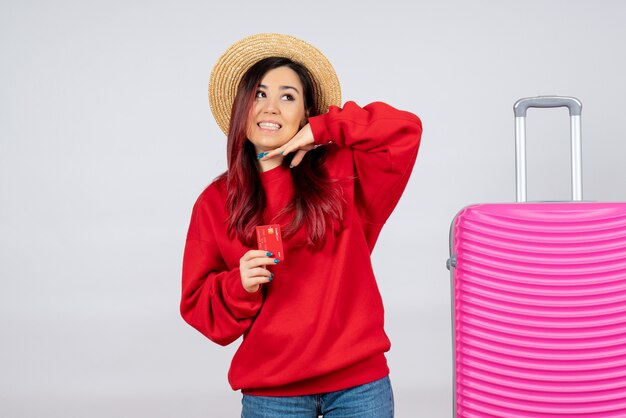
[262,97,279,114]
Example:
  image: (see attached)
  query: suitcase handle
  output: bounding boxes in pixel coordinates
[514,96,582,117]
[513,96,583,202]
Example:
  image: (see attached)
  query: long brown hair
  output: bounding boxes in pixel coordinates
[220,57,344,251]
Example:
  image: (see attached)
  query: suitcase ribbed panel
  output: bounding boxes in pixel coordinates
[453,203,626,417]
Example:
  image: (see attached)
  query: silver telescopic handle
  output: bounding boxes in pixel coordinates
[513,96,583,203]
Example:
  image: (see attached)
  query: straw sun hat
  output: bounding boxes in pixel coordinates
[208,33,342,135]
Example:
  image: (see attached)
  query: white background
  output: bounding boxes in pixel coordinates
[2,0,626,417]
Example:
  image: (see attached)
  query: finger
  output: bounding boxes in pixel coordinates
[257,272,275,282]
[242,250,275,262]
[262,147,286,160]
[280,138,314,158]
[246,274,274,288]
[246,257,280,269]
[280,144,294,157]
[290,149,308,167]
[247,267,273,278]
[243,276,271,293]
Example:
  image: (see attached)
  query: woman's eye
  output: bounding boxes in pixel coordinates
[255,91,266,99]
[282,94,295,101]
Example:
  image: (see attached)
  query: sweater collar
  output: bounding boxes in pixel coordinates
[259,162,290,185]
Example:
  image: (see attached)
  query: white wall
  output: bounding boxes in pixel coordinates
[2,0,626,416]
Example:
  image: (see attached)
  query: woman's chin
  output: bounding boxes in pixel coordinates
[251,137,291,151]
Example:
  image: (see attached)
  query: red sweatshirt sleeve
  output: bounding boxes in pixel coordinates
[308,101,422,226]
[180,193,263,346]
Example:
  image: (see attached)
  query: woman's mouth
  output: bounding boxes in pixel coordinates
[258,122,281,130]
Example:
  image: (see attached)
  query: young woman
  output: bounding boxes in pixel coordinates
[181,33,422,418]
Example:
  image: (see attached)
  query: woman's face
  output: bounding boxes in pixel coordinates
[246,66,307,152]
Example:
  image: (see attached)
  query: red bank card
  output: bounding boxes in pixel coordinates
[256,224,285,260]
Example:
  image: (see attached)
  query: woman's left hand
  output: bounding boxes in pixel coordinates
[262,123,315,167]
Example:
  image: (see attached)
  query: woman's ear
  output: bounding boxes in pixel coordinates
[303,108,311,124]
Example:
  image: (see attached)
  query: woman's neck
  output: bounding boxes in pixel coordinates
[255,148,285,172]
[257,157,284,172]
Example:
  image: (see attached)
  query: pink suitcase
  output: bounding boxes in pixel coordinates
[447,97,626,417]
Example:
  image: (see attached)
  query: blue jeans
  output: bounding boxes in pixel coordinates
[241,376,394,418]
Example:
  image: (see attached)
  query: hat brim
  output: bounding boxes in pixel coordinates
[209,33,342,136]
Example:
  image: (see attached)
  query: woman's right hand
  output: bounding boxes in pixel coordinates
[239,250,279,293]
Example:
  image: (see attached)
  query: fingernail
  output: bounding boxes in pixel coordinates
[266,252,273,257]
[257,152,268,159]
[274,259,280,264]
[289,164,294,169]
[280,151,284,155]
[268,277,273,282]
[270,273,274,278]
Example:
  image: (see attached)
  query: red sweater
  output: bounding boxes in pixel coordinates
[181,101,422,396]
